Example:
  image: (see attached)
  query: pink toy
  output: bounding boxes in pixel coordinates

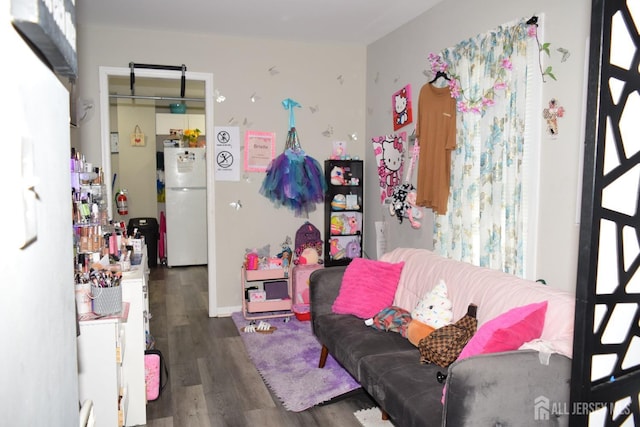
[246,253,259,270]
[330,239,340,256]
[348,216,359,234]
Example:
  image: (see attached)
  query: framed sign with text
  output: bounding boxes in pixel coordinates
[244,131,275,172]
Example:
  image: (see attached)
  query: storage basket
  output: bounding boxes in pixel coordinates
[293,304,311,321]
[91,284,122,315]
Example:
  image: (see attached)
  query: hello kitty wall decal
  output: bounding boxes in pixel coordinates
[392,84,413,131]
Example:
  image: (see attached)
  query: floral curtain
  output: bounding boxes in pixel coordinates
[433,19,536,276]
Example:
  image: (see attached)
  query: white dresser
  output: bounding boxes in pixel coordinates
[77,251,150,427]
[77,309,127,427]
[120,254,150,426]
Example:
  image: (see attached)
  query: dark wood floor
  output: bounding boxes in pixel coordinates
[144,265,377,427]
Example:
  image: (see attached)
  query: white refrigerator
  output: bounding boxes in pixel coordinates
[164,147,208,267]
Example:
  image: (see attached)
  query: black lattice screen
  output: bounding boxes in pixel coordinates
[571,0,640,425]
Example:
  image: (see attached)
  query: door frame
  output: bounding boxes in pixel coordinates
[99,66,218,316]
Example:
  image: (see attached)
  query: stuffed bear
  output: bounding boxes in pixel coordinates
[407,280,453,346]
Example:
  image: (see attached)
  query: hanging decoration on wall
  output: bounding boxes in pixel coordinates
[214,89,226,103]
[371,132,406,204]
[543,98,565,137]
[527,16,558,82]
[392,84,413,130]
[322,125,334,138]
[130,124,145,147]
[259,98,327,217]
[389,140,423,229]
[557,47,571,62]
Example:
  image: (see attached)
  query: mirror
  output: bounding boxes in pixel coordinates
[99,66,218,316]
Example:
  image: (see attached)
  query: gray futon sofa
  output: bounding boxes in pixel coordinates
[310,248,575,426]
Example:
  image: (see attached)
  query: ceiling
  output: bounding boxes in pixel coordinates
[77,0,444,45]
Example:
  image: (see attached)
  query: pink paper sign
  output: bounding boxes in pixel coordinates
[244,131,276,172]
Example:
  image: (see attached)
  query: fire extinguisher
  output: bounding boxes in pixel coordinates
[115,189,128,216]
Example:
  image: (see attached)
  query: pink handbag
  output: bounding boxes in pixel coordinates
[144,350,169,401]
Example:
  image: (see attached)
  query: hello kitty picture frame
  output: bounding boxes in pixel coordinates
[392,84,413,131]
[371,132,406,204]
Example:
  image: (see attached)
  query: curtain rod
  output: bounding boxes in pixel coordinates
[109,94,205,102]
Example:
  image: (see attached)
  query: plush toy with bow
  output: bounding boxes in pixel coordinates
[390,183,423,229]
[388,141,423,229]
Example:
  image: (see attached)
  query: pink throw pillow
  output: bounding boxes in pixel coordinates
[458,301,548,360]
[332,258,405,319]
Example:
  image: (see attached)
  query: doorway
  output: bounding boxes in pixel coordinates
[98,66,218,316]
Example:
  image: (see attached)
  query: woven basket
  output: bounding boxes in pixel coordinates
[91,285,122,315]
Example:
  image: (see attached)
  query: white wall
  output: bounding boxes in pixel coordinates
[1,6,79,425]
[114,100,158,220]
[76,24,367,311]
[77,0,588,314]
[366,0,590,292]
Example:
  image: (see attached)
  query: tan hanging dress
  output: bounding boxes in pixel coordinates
[415,83,457,215]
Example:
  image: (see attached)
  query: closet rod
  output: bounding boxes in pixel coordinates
[109,94,205,102]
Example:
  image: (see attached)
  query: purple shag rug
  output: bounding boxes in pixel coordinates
[231,312,360,412]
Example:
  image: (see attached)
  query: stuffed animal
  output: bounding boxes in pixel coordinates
[331,194,347,210]
[390,183,423,229]
[330,166,346,185]
[345,239,361,259]
[347,215,359,234]
[407,280,453,346]
[331,215,345,235]
[329,238,345,259]
[298,247,319,265]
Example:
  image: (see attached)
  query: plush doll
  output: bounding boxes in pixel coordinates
[407,280,454,346]
[390,183,423,229]
[329,238,345,259]
[298,247,319,265]
[331,215,345,235]
[345,239,361,259]
[330,166,346,185]
[331,194,347,210]
[347,215,359,234]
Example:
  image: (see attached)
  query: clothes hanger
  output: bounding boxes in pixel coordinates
[429,71,450,84]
